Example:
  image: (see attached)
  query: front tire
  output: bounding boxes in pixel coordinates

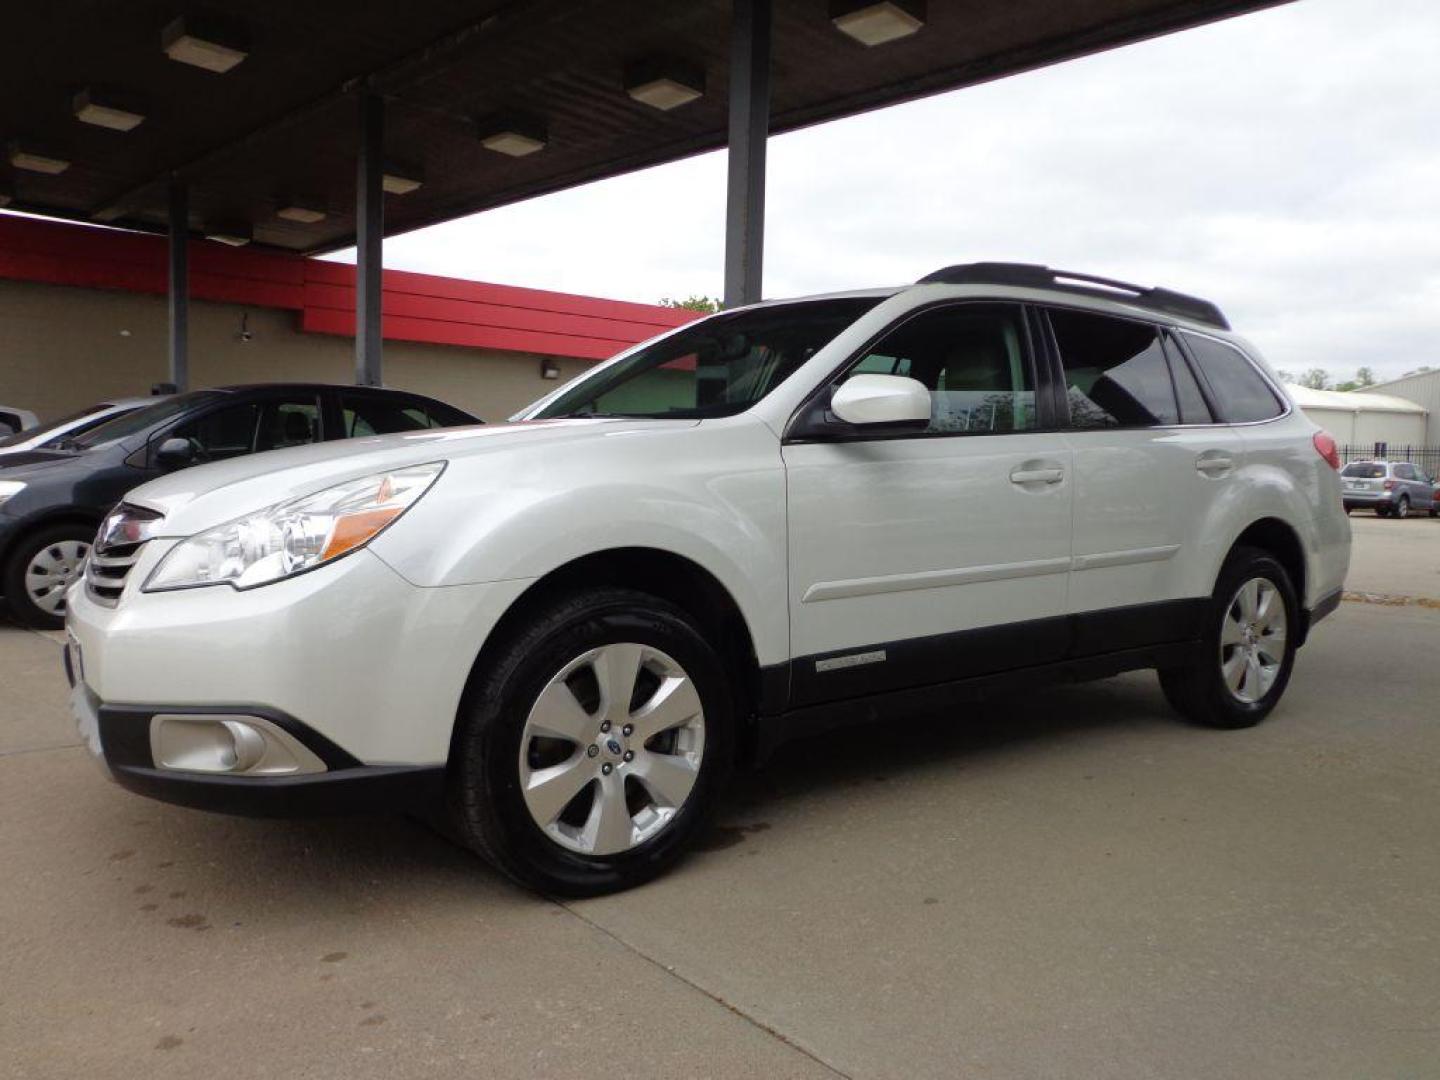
[2,523,94,630]
[449,587,735,896]
[1159,546,1298,729]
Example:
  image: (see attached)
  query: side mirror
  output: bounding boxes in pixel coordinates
[830,374,931,428]
[154,437,196,469]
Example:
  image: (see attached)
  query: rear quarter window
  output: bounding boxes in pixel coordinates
[1180,332,1284,423]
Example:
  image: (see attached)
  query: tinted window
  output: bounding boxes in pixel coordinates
[1164,335,1213,424]
[1341,463,1385,478]
[255,398,322,451]
[72,391,225,449]
[1394,463,1417,481]
[1050,309,1177,427]
[342,395,433,436]
[171,403,260,462]
[1181,333,1283,423]
[841,303,1035,434]
[532,298,881,420]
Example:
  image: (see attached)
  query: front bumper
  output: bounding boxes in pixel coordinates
[64,543,534,816]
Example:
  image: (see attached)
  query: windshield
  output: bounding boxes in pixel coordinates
[70,391,224,449]
[0,403,121,447]
[1341,462,1385,478]
[530,298,883,420]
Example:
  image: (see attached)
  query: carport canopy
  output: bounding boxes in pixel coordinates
[1,0,1288,388]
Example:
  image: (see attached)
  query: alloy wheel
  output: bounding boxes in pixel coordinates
[518,642,705,856]
[1219,576,1287,704]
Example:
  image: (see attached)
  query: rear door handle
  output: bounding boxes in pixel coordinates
[1010,465,1064,485]
[1195,452,1234,477]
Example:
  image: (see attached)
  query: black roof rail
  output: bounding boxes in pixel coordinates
[915,262,1229,330]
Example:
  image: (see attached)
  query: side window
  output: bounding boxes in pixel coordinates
[840,303,1035,434]
[341,395,432,437]
[1163,334,1214,424]
[1395,464,1416,481]
[1180,332,1283,423]
[1049,309,1178,428]
[423,401,478,428]
[255,398,322,452]
[170,403,260,462]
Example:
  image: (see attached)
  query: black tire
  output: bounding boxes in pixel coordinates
[1375,506,1390,518]
[1158,546,1299,729]
[1,522,94,630]
[449,587,736,896]
[1395,496,1410,520]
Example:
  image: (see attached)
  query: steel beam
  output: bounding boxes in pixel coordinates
[166,181,189,393]
[355,91,385,386]
[723,0,771,309]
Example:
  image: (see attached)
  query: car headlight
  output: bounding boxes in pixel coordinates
[143,462,444,592]
[0,480,26,508]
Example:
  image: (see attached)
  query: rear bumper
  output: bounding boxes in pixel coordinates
[1297,587,1343,648]
[1341,491,1391,507]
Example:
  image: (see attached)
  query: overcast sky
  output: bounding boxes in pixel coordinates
[330,0,1439,383]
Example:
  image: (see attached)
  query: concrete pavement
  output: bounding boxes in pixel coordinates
[3,528,1438,1079]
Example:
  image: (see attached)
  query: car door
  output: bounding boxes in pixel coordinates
[782,301,1074,707]
[1048,309,1238,651]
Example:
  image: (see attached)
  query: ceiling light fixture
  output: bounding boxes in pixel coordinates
[382,165,423,195]
[624,57,706,111]
[476,114,547,157]
[204,221,252,246]
[276,200,327,224]
[73,88,146,132]
[830,0,926,46]
[161,15,249,73]
[0,185,11,208]
[7,142,70,174]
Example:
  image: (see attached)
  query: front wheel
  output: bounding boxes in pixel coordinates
[1159,546,1298,729]
[449,588,735,896]
[2,523,94,629]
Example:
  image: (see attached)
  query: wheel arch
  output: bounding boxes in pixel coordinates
[1228,516,1307,611]
[450,546,768,766]
[0,510,104,574]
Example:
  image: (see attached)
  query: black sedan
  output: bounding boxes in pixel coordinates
[0,383,480,628]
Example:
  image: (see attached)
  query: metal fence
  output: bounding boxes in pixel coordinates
[1338,444,1440,476]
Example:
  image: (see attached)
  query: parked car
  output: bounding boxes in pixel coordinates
[0,383,479,627]
[1339,460,1437,518]
[0,398,153,460]
[0,404,39,436]
[64,264,1351,895]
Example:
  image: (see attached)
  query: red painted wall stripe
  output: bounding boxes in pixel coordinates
[0,214,698,359]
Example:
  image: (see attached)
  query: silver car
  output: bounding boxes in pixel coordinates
[1340,460,1438,518]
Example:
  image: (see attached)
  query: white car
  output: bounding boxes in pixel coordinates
[0,404,39,436]
[0,398,152,458]
[65,264,1351,895]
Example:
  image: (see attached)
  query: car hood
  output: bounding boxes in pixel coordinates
[125,419,699,534]
[0,448,76,470]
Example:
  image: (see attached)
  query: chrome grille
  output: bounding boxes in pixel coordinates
[85,503,163,607]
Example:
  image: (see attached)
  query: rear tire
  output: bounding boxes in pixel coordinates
[1395,495,1410,519]
[2,523,94,630]
[448,587,735,896]
[1158,546,1298,729]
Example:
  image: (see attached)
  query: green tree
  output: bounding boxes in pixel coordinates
[1297,368,1332,390]
[659,295,720,314]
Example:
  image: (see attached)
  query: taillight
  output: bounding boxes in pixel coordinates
[1383,479,1395,490]
[1312,431,1340,470]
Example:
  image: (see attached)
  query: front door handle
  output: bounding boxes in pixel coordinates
[1195,451,1234,477]
[1010,465,1065,485]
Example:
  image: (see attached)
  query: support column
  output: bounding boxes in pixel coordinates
[355,90,385,386]
[723,0,771,309]
[167,181,189,393]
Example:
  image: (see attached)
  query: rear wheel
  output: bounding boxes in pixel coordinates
[2,523,93,630]
[449,587,735,896]
[1395,495,1410,519]
[1159,546,1298,729]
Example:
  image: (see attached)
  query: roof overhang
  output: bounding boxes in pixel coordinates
[2,1,1291,254]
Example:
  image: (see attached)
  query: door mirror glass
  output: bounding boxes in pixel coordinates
[830,374,932,427]
[154,437,196,469]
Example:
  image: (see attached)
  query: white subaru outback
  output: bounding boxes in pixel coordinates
[65,263,1351,895]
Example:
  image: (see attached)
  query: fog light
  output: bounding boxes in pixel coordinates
[150,714,326,775]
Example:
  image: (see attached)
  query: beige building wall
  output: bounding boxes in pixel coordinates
[0,279,596,424]
[1369,369,1440,445]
